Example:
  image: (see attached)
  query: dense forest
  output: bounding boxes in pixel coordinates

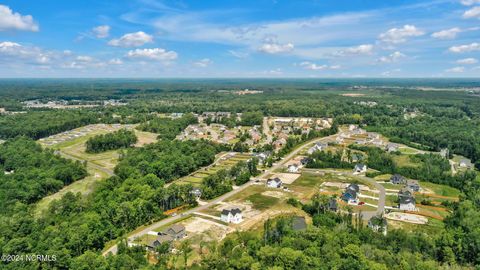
[137,113,198,140]
[0,139,223,269]
[0,137,87,210]
[85,129,137,153]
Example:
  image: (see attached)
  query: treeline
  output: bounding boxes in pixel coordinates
[137,113,197,140]
[0,137,87,211]
[349,145,475,190]
[277,122,338,157]
[0,139,220,269]
[115,139,225,183]
[0,110,100,139]
[306,150,352,169]
[85,129,137,153]
[201,158,259,199]
[206,111,263,128]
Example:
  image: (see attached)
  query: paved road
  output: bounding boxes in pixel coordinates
[262,117,272,144]
[302,168,386,220]
[102,133,337,256]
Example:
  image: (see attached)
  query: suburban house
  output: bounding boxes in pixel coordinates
[307,142,328,154]
[292,216,307,231]
[368,215,388,236]
[146,235,174,251]
[385,143,399,153]
[300,157,312,166]
[160,224,186,240]
[253,152,270,164]
[220,208,243,224]
[266,177,283,188]
[328,197,338,212]
[390,174,406,185]
[190,187,202,199]
[398,187,416,211]
[459,159,473,169]
[287,164,299,173]
[341,183,360,205]
[406,179,420,192]
[353,164,367,174]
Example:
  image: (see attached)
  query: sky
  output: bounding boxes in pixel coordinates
[0,0,479,78]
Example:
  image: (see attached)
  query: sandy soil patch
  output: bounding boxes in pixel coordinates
[385,212,428,224]
[341,93,366,97]
[270,173,301,184]
[183,217,233,241]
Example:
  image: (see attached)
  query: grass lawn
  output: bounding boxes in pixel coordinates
[35,166,109,217]
[245,193,280,210]
[419,181,460,198]
[373,174,392,181]
[398,147,420,155]
[392,155,420,168]
[382,182,402,190]
[290,172,326,188]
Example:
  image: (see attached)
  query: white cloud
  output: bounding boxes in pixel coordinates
[263,68,283,75]
[299,61,340,70]
[445,66,465,73]
[0,41,51,64]
[460,0,480,5]
[332,44,374,57]
[0,5,38,32]
[126,48,178,61]
[108,31,153,47]
[463,6,480,19]
[449,42,480,53]
[92,25,110,38]
[457,58,478,64]
[378,51,406,63]
[108,58,123,65]
[258,42,294,54]
[228,50,249,59]
[76,56,94,62]
[379,25,424,44]
[193,58,212,67]
[431,28,461,40]
[342,44,374,55]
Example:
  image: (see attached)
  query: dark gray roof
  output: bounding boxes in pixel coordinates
[347,183,360,193]
[399,187,412,197]
[222,208,242,215]
[168,224,185,234]
[390,174,405,183]
[147,235,173,248]
[399,195,415,205]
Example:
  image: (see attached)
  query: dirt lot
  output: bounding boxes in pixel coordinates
[269,173,301,184]
[183,217,233,242]
[385,212,428,224]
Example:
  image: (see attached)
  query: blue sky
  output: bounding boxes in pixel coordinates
[0,0,479,77]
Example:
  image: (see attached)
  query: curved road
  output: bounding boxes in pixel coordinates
[102,133,338,256]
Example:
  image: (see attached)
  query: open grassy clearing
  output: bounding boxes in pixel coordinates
[392,154,420,168]
[35,165,109,216]
[419,181,460,198]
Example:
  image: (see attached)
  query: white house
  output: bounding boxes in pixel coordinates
[398,187,416,211]
[353,164,367,174]
[287,164,299,173]
[220,208,243,224]
[266,177,283,188]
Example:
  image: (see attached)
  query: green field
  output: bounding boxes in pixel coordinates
[245,193,280,210]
